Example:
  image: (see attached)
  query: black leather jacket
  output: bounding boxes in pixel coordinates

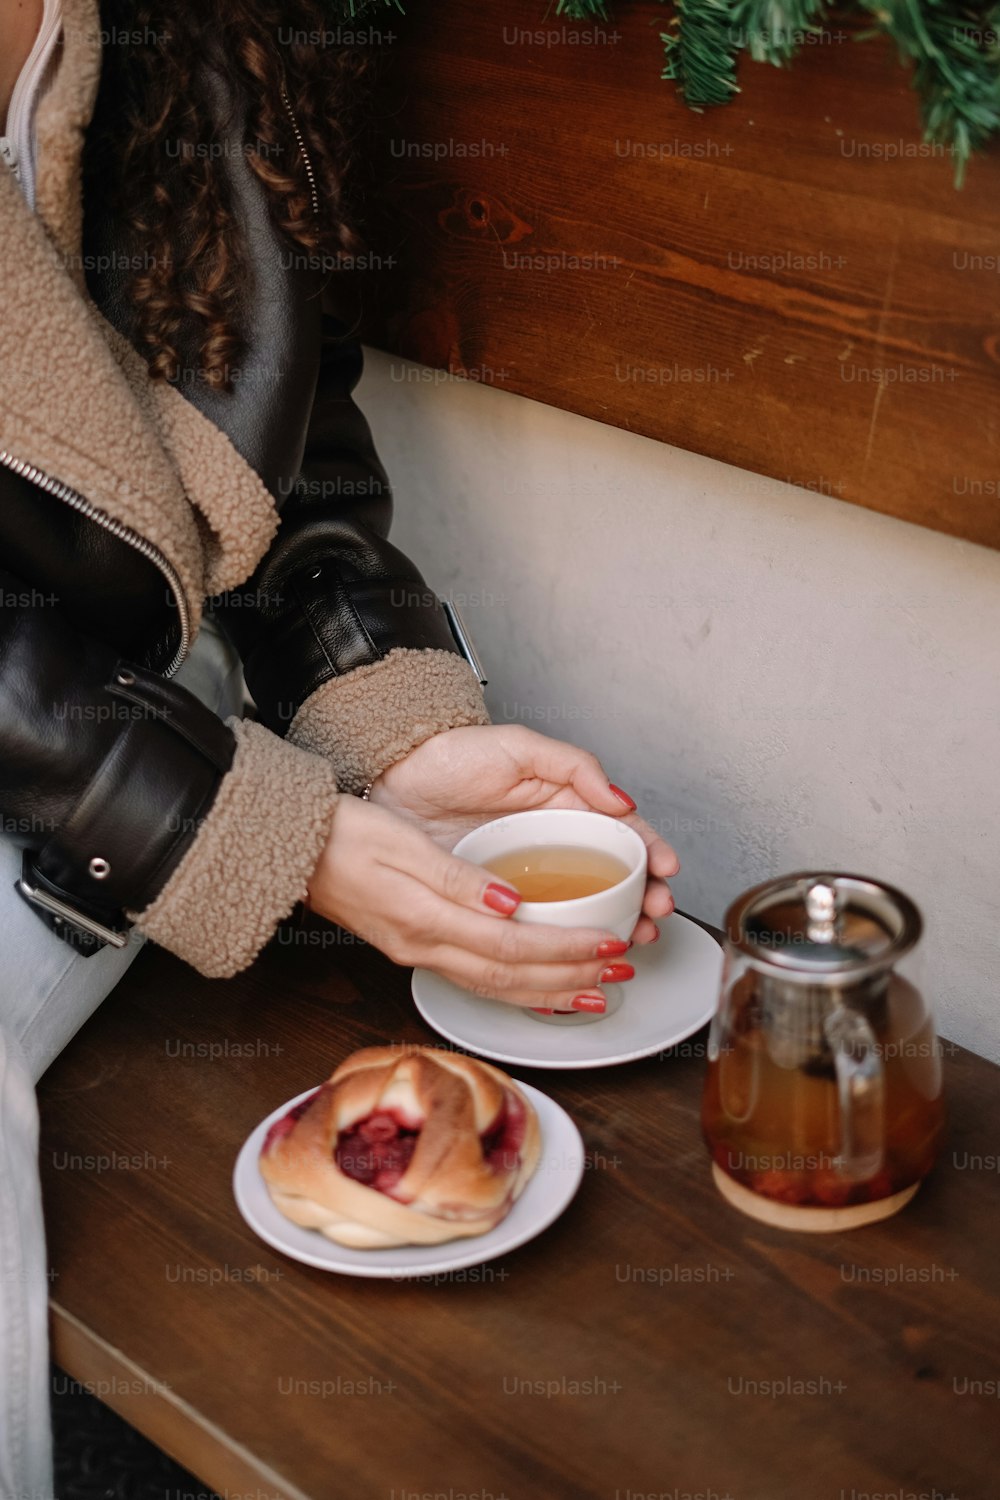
[0,71,464,955]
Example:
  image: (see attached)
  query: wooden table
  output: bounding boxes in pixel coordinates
[39,920,1000,1500]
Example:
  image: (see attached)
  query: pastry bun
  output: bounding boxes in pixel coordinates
[259,1045,542,1248]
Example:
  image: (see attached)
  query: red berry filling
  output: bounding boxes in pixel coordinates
[334,1090,528,1198]
[480,1090,527,1173]
[336,1112,421,1195]
[262,1087,323,1155]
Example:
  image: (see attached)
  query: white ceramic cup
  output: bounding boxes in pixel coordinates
[452,808,648,1025]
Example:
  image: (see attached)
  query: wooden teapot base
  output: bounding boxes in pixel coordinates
[711,1162,921,1232]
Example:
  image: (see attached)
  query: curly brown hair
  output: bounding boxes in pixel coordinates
[85,0,370,390]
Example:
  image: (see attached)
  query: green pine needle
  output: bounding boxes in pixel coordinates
[727,0,830,63]
[322,0,1000,186]
[328,0,405,18]
[556,0,610,19]
[662,0,742,108]
[858,0,1000,184]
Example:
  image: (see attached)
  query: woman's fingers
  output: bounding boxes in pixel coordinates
[618,813,680,878]
[412,890,630,968]
[645,834,680,879]
[377,808,631,951]
[631,913,662,945]
[396,832,524,918]
[504,726,634,815]
[376,841,636,995]
[318,796,669,1006]
[425,939,632,1004]
[373,871,633,1002]
[429,949,613,1011]
[503,727,682,878]
[382,775,676,972]
[640,874,675,922]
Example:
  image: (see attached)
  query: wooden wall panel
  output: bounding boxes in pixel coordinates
[352,0,1000,549]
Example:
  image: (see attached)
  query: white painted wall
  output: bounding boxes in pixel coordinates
[358,350,1000,1063]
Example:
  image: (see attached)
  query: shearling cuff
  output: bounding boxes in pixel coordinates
[288,647,491,795]
[129,718,339,978]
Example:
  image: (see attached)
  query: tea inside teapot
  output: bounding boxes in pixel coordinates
[702,874,944,1230]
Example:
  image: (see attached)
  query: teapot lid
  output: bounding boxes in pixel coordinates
[725,872,922,984]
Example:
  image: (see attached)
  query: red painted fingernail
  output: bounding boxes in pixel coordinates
[571,994,606,1014]
[609,783,636,811]
[596,939,629,958]
[600,963,634,983]
[484,882,521,915]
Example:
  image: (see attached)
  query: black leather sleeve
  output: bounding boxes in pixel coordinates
[0,568,236,950]
[212,314,463,736]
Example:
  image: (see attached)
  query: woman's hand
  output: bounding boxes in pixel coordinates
[305,796,635,1011]
[368,724,679,946]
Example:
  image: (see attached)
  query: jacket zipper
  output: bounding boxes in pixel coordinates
[280,88,320,224]
[2,100,313,680]
[0,449,192,677]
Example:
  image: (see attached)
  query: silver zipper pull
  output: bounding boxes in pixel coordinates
[442,598,488,686]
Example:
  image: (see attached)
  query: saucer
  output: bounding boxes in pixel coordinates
[233,1081,584,1278]
[411,913,722,1069]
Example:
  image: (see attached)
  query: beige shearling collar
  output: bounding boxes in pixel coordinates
[0,0,278,646]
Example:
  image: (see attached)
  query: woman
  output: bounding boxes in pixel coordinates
[0,0,678,1486]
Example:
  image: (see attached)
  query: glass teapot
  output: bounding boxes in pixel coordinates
[702,872,945,1231]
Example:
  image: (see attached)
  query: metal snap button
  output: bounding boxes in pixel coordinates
[116,669,136,686]
[88,857,111,880]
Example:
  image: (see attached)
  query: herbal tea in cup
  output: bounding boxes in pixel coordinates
[452,809,647,1025]
[483,845,631,903]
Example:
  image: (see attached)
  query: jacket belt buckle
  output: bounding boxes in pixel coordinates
[15,851,131,954]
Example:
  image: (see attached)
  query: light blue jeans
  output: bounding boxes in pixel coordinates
[0,618,243,1500]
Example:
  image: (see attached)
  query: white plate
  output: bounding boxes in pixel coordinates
[411,913,722,1070]
[232,1080,584,1278]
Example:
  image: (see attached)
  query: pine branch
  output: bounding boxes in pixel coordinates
[333,0,1000,187]
[328,0,405,19]
[661,0,742,108]
[858,0,1000,183]
[727,0,830,63]
[556,0,611,20]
